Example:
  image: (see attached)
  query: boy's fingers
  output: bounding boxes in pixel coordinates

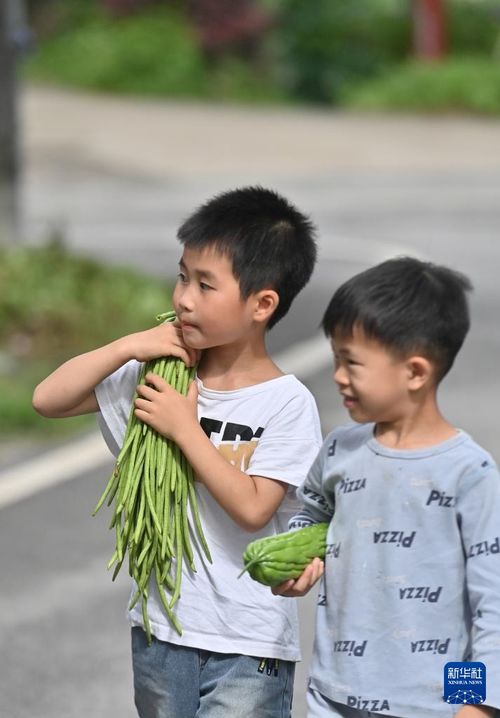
[308,557,325,584]
[181,343,201,367]
[271,579,295,596]
[170,345,196,367]
[271,558,324,597]
[135,385,155,401]
[144,373,169,390]
[291,563,316,593]
[171,325,200,366]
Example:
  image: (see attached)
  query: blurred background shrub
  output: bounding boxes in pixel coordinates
[22,0,500,112]
[272,0,412,104]
[24,0,289,102]
[0,235,172,433]
[343,56,500,114]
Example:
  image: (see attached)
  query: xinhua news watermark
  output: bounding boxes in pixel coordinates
[444,662,486,705]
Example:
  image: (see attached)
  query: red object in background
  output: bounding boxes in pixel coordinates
[412,0,447,59]
[100,0,272,57]
[188,0,272,55]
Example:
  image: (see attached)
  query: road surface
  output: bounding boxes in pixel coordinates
[1,87,499,718]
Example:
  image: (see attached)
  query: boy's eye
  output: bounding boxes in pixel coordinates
[177,272,187,283]
[199,281,213,291]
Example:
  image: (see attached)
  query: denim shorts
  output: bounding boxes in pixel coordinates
[131,627,295,718]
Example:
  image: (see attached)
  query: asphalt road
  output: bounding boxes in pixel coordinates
[1,87,499,718]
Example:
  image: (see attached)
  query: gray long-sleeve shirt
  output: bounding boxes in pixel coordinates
[291,423,500,717]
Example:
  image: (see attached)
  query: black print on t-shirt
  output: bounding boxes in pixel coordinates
[200,417,264,442]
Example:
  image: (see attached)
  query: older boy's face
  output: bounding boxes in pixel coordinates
[173,246,256,350]
[331,325,411,425]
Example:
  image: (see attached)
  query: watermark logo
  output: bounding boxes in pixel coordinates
[443,662,486,705]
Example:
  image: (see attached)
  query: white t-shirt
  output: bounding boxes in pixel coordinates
[95,360,322,660]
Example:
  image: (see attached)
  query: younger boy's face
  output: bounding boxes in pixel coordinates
[173,246,257,350]
[331,325,411,425]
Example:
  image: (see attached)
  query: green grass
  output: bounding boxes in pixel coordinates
[343,56,500,115]
[0,238,173,436]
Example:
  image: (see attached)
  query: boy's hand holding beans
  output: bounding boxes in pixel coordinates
[126,320,200,366]
[135,372,199,443]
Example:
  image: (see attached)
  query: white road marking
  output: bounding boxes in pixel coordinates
[1,235,421,510]
[0,339,331,510]
[0,432,113,510]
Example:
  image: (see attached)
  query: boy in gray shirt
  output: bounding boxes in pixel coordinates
[274,257,500,717]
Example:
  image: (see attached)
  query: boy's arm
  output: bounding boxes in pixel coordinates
[32,323,198,419]
[456,458,500,715]
[289,436,334,528]
[175,417,289,531]
[273,439,332,597]
[133,372,319,532]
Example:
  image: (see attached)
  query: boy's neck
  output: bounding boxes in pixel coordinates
[374,395,458,450]
[197,335,284,390]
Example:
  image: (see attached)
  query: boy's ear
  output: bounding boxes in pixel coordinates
[406,356,434,390]
[253,289,280,324]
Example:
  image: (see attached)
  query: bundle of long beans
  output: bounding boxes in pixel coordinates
[93,310,211,641]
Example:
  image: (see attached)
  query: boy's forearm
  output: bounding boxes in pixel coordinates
[33,322,198,419]
[32,336,134,418]
[176,422,286,532]
[131,376,287,531]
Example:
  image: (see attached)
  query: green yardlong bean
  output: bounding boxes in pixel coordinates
[93,310,212,642]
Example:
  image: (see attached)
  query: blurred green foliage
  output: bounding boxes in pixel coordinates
[24,2,288,103]
[448,0,500,53]
[24,7,207,97]
[0,238,173,433]
[22,0,500,112]
[273,0,412,103]
[343,56,500,114]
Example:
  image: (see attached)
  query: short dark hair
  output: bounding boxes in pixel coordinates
[322,256,472,380]
[177,186,317,328]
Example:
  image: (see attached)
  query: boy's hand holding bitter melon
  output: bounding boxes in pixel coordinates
[272,556,325,597]
[240,523,327,597]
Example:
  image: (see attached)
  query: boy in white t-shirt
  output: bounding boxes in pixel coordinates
[33,186,322,718]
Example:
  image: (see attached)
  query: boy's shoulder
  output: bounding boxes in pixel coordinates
[196,373,321,434]
[321,422,373,452]
[455,430,495,458]
[318,425,498,472]
[450,431,499,484]
[198,372,317,403]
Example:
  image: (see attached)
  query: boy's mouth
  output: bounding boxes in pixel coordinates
[179,318,198,331]
[341,393,357,409]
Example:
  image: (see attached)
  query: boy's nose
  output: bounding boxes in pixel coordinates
[334,365,348,386]
[175,286,195,312]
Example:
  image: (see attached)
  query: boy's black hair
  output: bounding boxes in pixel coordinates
[177,186,317,328]
[322,256,472,380]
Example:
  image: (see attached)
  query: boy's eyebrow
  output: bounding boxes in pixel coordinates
[178,258,217,282]
[331,344,352,357]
